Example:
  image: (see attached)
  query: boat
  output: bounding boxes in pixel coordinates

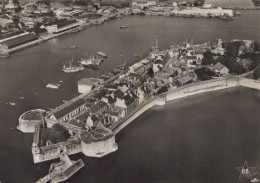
[120,25,128,29]
[70,44,78,49]
[7,102,15,106]
[46,84,59,89]
[62,57,82,73]
[19,97,25,100]
[151,40,159,52]
[97,51,107,58]
[235,11,242,16]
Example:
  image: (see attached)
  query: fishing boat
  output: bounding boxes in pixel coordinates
[97,51,107,58]
[62,57,82,73]
[79,55,102,66]
[120,25,128,29]
[46,84,59,89]
[6,102,16,106]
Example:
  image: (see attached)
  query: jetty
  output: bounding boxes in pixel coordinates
[36,174,50,183]
[35,151,84,183]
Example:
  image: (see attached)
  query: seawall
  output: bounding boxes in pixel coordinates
[17,109,46,133]
[113,76,260,134]
[33,138,82,163]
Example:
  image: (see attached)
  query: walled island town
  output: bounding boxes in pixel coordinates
[18,38,260,182]
[0,0,260,182]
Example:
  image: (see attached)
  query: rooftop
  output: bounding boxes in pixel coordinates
[214,62,227,71]
[80,127,114,143]
[51,99,86,119]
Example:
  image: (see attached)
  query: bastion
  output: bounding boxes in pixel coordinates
[17,109,46,133]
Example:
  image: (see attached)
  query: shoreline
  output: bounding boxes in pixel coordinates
[28,76,260,164]
[0,6,239,57]
[111,76,260,134]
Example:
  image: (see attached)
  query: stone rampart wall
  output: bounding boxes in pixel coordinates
[113,76,242,134]
[33,139,82,163]
[18,119,40,133]
[239,77,260,90]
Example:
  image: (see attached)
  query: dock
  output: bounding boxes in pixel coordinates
[36,174,50,183]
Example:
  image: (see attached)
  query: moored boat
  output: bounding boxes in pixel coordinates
[62,57,82,73]
[97,51,107,58]
[46,84,59,89]
[120,25,128,29]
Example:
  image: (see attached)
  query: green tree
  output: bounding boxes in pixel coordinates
[253,65,260,79]
[194,0,205,6]
[41,124,70,145]
[157,86,168,95]
[253,42,260,52]
[202,51,214,65]
[195,67,215,80]
[147,67,154,77]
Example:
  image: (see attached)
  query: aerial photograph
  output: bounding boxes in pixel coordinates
[0,0,259,182]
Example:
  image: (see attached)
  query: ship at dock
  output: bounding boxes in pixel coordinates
[62,57,83,73]
[79,54,103,69]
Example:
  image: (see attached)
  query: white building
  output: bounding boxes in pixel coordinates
[214,62,229,75]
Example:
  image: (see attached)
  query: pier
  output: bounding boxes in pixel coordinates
[36,174,50,183]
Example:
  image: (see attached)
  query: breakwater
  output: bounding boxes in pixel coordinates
[112,76,260,134]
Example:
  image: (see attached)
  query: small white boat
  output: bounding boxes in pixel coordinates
[97,51,107,58]
[70,44,78,49]
[46,84,59,89]
[251,178,259,183]
[9,102,15,106]
[19,97,25,100]
[120,25,128,29]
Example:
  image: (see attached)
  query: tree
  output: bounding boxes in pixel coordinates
[41,124,70,145]
[147,67,154,77]
[157,86,168,95]
[202,51,214,65]
[194,0,205,6]
[253,42,260,52]
[223,41,242,57]
[195,67,215,80]
[253,65,260,79]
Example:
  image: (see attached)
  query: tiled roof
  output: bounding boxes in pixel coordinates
[0,30,25,41]
[214,62,226,71]
[107,110,119,116]
[186,55,196,59]
[52,99,85,119]
[113,89,124,99]
[69,119,82,128]
[90,101,108,113]
[123,94,135,106]
[104,84,118,90]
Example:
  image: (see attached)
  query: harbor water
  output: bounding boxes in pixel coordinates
[0,11,260,183]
